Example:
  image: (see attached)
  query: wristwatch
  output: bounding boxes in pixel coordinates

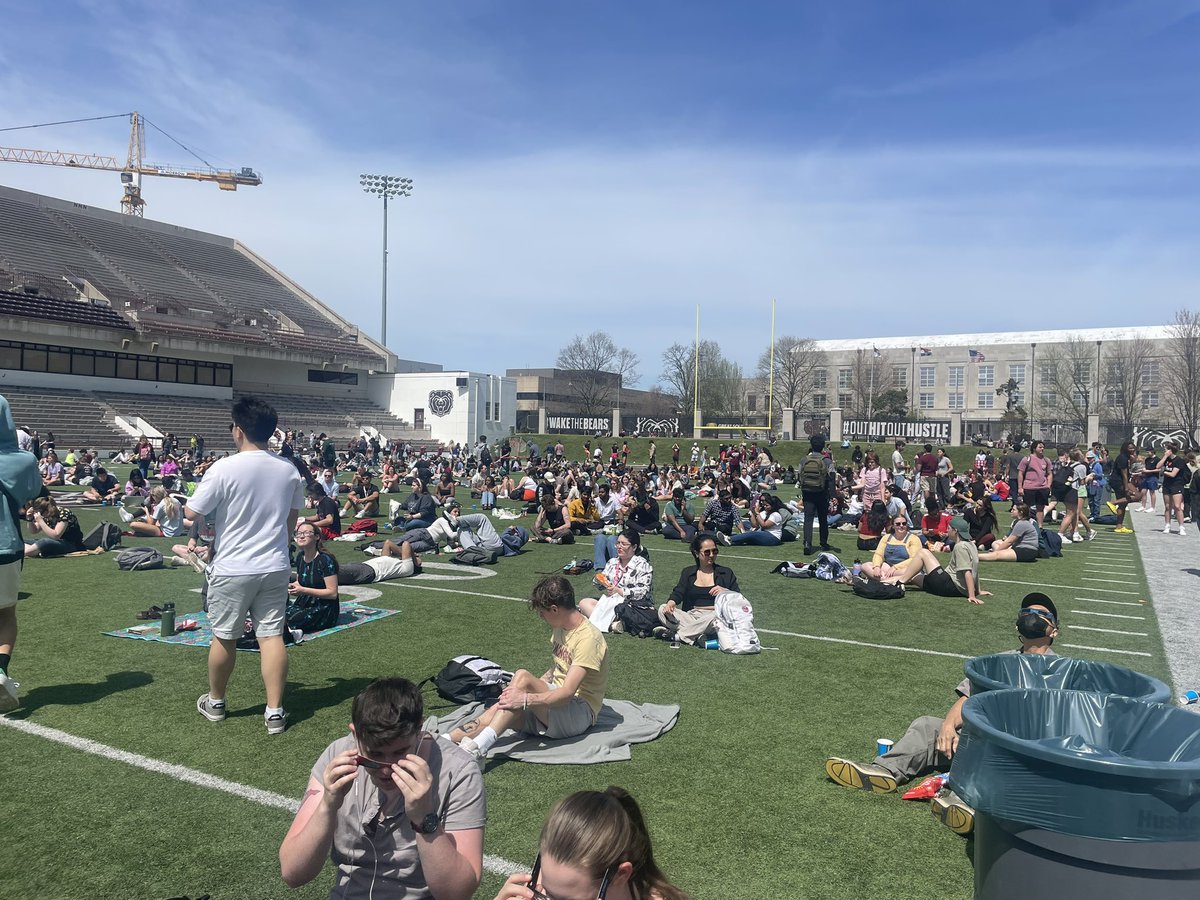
[413,812,439,835]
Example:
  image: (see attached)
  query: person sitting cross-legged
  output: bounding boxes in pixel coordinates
[445,575,608,764]
[823,593,1060,836]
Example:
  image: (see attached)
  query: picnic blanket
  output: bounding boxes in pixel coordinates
[103,602,398,651]
[426,699,679,764]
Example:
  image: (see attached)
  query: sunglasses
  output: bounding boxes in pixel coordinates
[355,732,427,770]
[699,548,719,556]
[893,521,908,527]
[528,852,612,900]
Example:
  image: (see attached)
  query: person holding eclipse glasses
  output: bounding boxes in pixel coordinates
[280,676,485,899]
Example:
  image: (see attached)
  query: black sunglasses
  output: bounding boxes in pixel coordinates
[699,547,719,556]
[529,853,612,900]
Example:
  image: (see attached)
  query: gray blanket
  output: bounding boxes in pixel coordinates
[426,699,680,765]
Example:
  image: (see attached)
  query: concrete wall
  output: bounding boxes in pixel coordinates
[234,355,372,399]
[368,371,516,445]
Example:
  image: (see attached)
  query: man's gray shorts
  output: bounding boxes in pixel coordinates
[522,695,596,740]
[206,570,290,641]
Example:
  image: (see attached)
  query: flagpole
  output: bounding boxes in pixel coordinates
[768,298,776,437]
[693,305,700,425]
[868,352,875,424]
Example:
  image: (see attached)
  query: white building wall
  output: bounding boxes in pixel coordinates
[368,371,516,445]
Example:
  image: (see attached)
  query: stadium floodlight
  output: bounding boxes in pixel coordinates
[360,173,414,350]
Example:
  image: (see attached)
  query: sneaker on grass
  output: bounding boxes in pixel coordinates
[1114,526,1133,534]
[824,757,898,793]
[118,506,134,523]
[196,693,226,722]
[930,790,975,835]
[265,710,288,735]
[0,672,20,712]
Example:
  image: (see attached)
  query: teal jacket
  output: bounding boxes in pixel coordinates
[0,395,42,562]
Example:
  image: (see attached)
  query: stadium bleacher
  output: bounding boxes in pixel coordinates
[0,288,135,331]
[2,386,132,451]
[0,185,384,366]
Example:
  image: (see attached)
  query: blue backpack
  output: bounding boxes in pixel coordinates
[1038,528,1063,558]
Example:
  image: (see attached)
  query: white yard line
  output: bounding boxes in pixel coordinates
[1076,597,1145,607]
[1059,643,1152,658]
[1071,625,1149,637]
[1069,609,1146,620]
[986,577,1137,595]
[1081,577,1141,585]
[0,716,525,877]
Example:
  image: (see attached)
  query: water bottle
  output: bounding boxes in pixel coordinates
[1180,690,1200,706]
[160,602,176,637]
[852,560,862,577]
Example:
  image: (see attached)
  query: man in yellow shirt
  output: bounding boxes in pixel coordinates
[446,575,609,764]
[567,485,603,536]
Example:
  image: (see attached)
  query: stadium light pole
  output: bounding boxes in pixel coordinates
[359,174,413,349]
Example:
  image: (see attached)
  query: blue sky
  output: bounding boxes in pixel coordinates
[1,0,1199,386]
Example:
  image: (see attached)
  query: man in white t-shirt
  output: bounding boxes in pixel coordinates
[891,441,907,489]
[188,397,305,735]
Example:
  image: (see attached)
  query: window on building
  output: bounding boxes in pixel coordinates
[1142,361,1160,386]
[47,350,71,374]
[176,362,195,384]
[838,392,853,409]
[1142,390,1159,409]
[813,368,827,389]
[485,401,491,419]
[838,368,853,389]
[116,357,136,379]
[71,352,95,376]
[1071,391,1088,407]
[812,393,828,410]
[747,394,757,411]
[95,354,116,378]
[137,359,157,381]
[947,365,964,388]
[977,365,994,386]
[195,364,215,386]
[1040,390,1057,407]
[948,392,964,409]
[977,392,994,409]
[1105,389,1121,408]
[919,392,934,409]
[1074,361,1091,382]
[1011,390,1025,407]
[307,369,358,385]
[0,343,20,370]
[892,366,908,388]
[919,366,936,388]
[1008,363,1026,385]
[1039,363,1057,384]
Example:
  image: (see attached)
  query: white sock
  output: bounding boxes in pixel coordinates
[471,726,498,754]
[265,706,284,718]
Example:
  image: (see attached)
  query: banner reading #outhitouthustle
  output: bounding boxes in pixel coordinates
[842,419,952,443]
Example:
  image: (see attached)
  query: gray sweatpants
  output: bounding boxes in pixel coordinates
[876,715,952,782]
[657,604,716,644]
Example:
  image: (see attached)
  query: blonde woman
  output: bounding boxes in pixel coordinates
[120,486,184,537]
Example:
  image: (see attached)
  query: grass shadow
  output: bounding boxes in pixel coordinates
[10,669,153,717]
[225,675,373,728]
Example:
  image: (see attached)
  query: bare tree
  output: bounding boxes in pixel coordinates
[1102,336,1157,437]
[1038,337,1101,439]
[754,335,820,416]
[659,340,743,416]
[1166,310,1200,446]
[556,332,640,415]
[848,349,893,418]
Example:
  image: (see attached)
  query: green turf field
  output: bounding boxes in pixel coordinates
[0,485,1167,899]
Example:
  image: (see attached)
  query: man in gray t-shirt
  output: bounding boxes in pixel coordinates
[824,594,1060,836]
[280,677,485,899]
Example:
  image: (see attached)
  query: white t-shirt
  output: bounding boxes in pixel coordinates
[187,450,305,577]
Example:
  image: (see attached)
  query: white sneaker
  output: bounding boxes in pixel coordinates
[1164,524,1172,534]
[118,506,134,523]
[1086,531,1096,541]
[458,736,487,771]
[1181,526,1188,537]
[0,672,20,712]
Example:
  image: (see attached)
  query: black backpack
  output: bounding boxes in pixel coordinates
[850,575,905,600]
[1051,462,1073,490]
[83,522,122,551]
[800,453,828,493]
[424,655,512,705]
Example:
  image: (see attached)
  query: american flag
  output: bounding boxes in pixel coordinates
[969,349,986,362]
[919,347,932,356]
[872,346,882,358]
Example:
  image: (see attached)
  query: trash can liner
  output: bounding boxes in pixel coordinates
[954,689,1200,842]
[964,653,1171,704]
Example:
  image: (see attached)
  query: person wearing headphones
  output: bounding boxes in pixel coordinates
[823,592,1060,835]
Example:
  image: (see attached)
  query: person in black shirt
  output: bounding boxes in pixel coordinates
[396,478,438,531]
[301,483,342,539]
[1159,441,1187,536]
[340,468,379,519]
[83,466,121,502]
[654,532,740,646]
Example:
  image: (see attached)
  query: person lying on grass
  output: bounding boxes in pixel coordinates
[824,592,1059,837]
[280,676,484,899]
[445,574,609,764]
[337,538,423,584]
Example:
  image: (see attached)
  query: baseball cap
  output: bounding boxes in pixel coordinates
[1021,592,1058,621]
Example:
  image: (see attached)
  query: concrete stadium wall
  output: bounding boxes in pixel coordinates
[368,372,516,446]
[0,368,231,399]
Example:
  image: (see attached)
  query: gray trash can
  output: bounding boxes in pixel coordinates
[954,689,1200,899]
[963,653,1171,703]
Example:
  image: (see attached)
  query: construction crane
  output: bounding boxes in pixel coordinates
[0,111,262,216]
